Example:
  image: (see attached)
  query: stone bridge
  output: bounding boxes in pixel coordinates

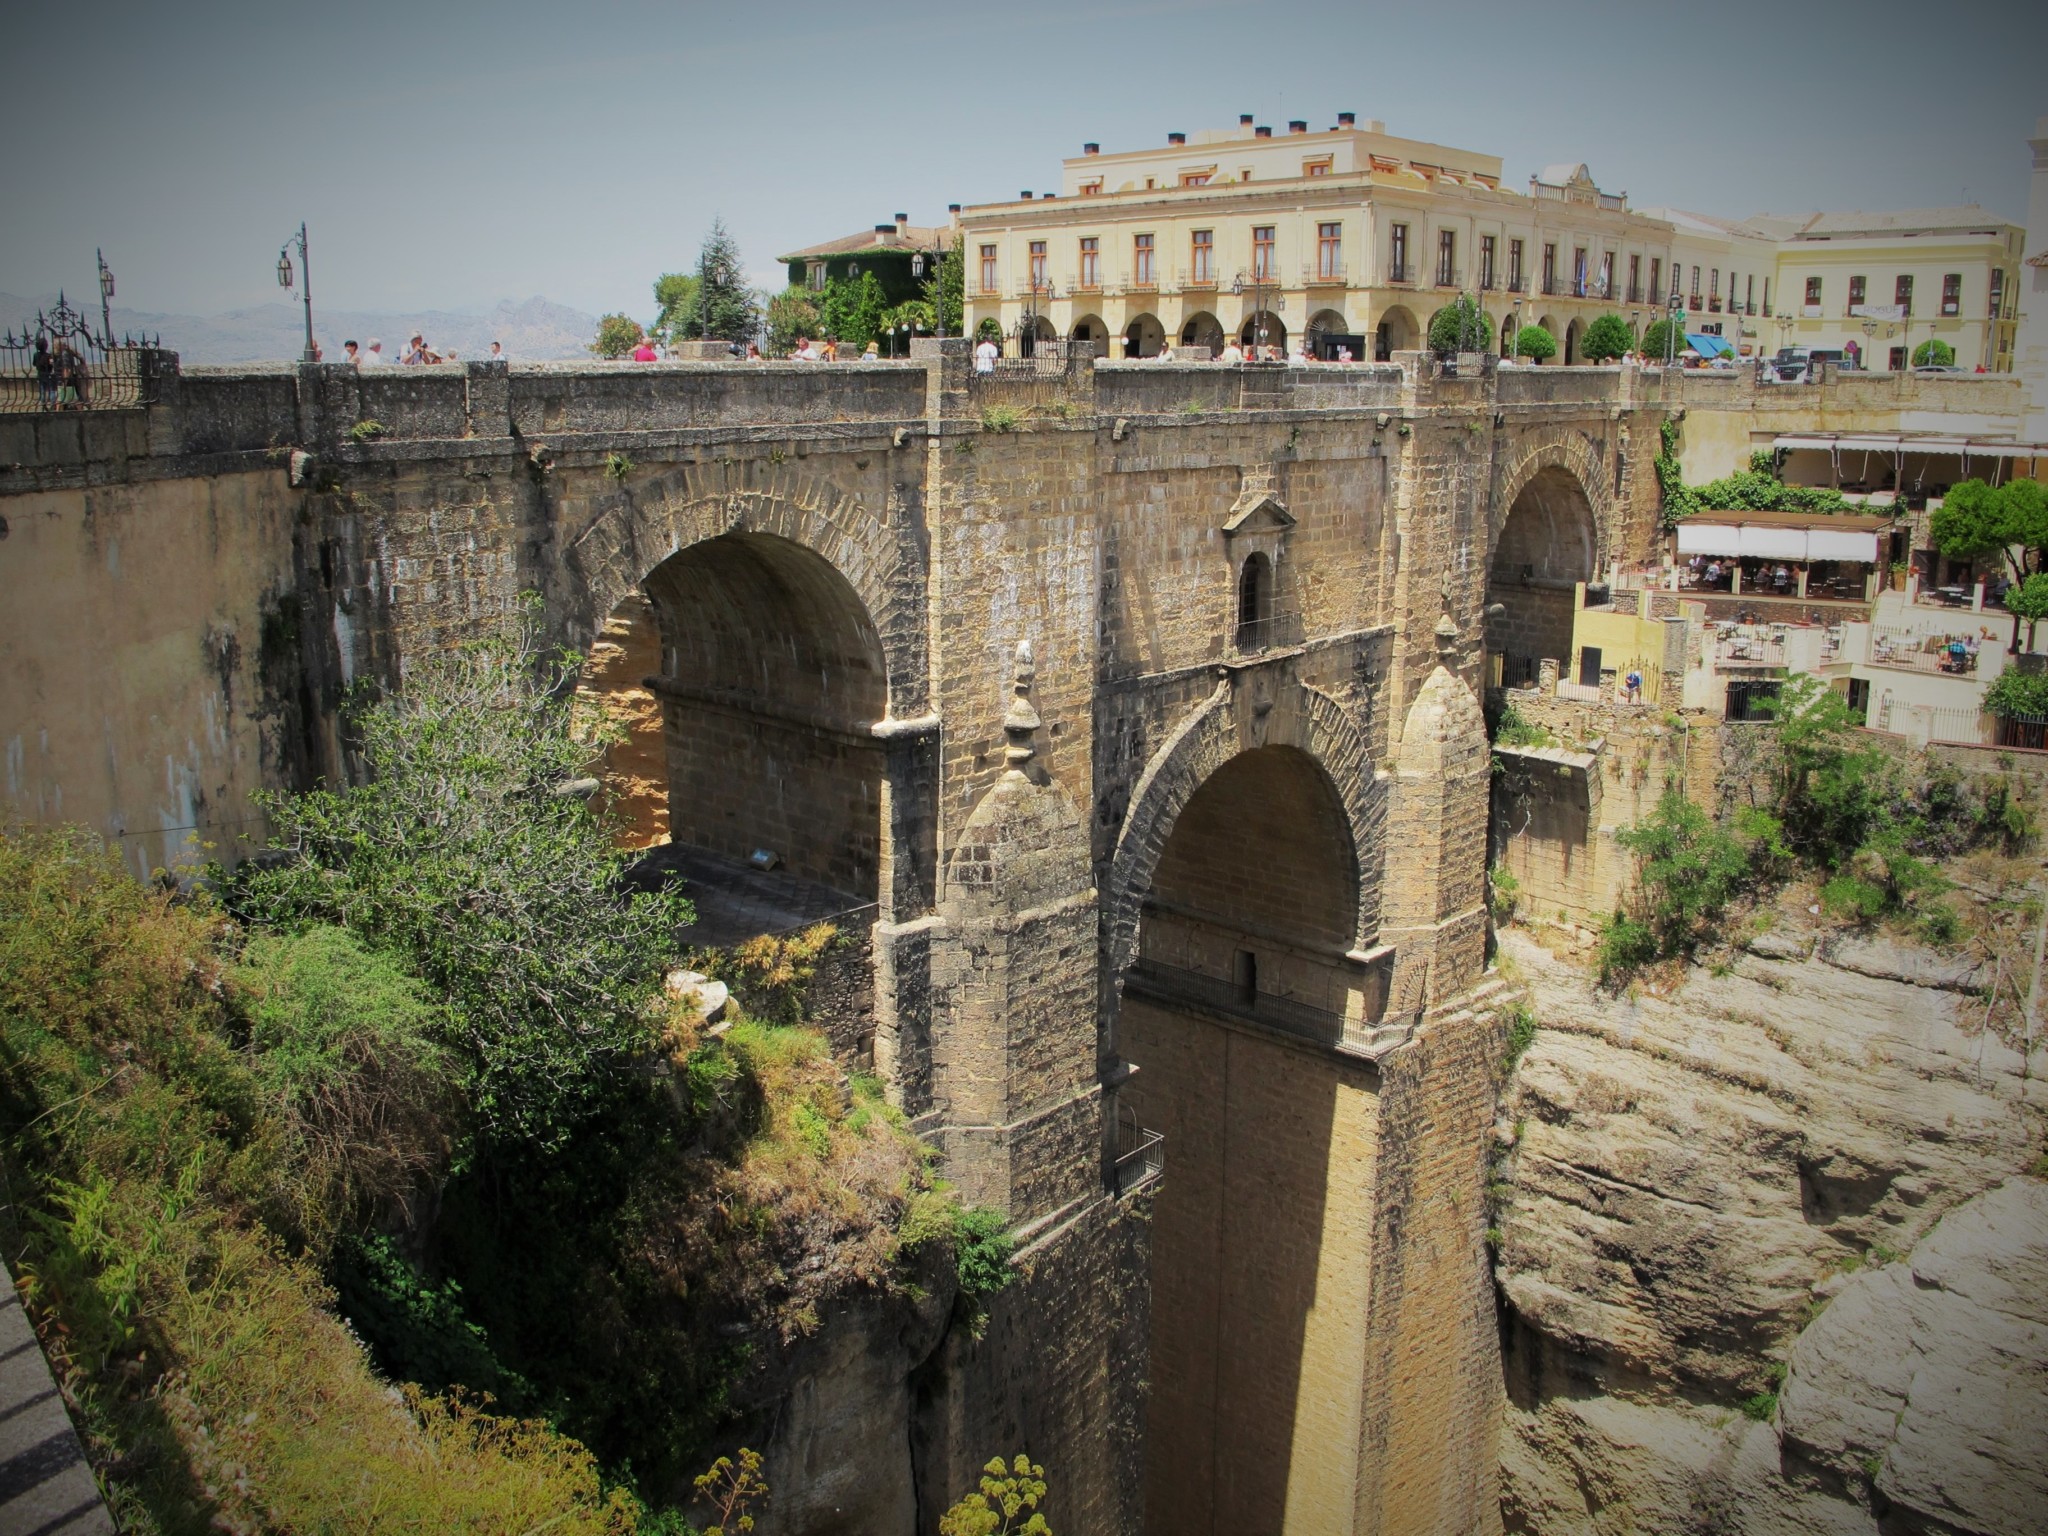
[0,348,2025,1533]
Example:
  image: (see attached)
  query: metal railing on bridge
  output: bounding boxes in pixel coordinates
[2,293,161,413]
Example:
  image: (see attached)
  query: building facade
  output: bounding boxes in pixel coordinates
[959,116,1678,362]
[959,119,2028,376]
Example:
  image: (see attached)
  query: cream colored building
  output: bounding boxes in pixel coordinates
[960,117,2027,375]
[959,115,1680,362]
[1760,207,2024,372]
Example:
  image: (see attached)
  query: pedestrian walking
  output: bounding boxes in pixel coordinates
[975,335,998,373]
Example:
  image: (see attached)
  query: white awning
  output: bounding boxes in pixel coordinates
[1808,527,1881,562]
[1740,526,1808,559]
[1676,523,1741,556]
[1675,522,1879,562]
[1773,433,2048,459]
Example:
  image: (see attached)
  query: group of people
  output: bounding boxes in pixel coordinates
[335,335,509,367]
[29,337,91,408]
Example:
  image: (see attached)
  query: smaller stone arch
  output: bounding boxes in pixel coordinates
[1491,433,1612,565]
[1375,304,1420,360]
[1307,307,1349,340]
[1564,317,1582,365]
[1238,310,1286,351]
[1123,312,1165,357]
[1180,311,1224,353]
[1069,313,1108,349]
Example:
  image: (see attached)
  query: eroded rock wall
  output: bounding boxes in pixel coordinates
[1492,924,2047,1535]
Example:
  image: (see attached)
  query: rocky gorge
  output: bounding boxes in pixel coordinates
[1490,918,2048,1536]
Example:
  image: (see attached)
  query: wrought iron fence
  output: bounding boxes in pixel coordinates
[1,292,159,413]
[1994,712,2048,751]
[1869,626,1982,675]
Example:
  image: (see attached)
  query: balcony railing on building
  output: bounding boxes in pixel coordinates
[1870,626,1983,675]
[1436,266,1461,288]
[1304,260,1346,285]
[1179,265,1218,290]
[1714,631,1788,667]
[1541,275,1562,296]
[1387,262,1412,285]
[1113,1103,1164,1196]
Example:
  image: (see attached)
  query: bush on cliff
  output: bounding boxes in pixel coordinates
[0,823,638,1534]
[228,604,695,1146]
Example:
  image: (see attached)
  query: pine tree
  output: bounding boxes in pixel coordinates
[686,219,759,343]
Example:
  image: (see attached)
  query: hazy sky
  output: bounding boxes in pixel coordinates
[4,0,2043,320]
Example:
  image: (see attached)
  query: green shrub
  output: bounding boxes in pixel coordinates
[1912,338,1955,367]
[1513,325,1557,362]
[332,1233,528,1403]
[1500,1003,1538,1075]
[1489,865,1522,924]
[981,404,1021,432]
[230,600,694,1145]
[348,419,387,442]
[1986,666,2048,719]
[1427,294,1493,355]
[1493,703,1553,747]
[1740,1390,1779,1422]
[1580,314,1634,362]
[231,925,457,1250]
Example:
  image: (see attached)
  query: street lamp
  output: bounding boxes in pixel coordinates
[1508,299,1523,363]
[1665,290,1684,369]
[96,249,114,345]
[911,248,946,340]
[277,222,316,364]
[1230,266,1278,356]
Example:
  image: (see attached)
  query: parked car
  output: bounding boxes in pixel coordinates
[1913,364,1963,375]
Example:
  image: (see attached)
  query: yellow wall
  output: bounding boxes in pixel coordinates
[0,470,300,877]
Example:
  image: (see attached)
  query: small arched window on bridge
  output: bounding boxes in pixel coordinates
[1236,552,1272,651]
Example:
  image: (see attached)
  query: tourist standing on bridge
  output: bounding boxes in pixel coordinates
[975,335,999,373]
[631,335,657,362]
[360,339,385,366]
[32,338,54,408]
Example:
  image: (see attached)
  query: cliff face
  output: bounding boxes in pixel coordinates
[1491,924,2048,1535]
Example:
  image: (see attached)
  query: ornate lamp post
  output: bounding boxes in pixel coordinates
[96,249,115,345]
[1230,266,1277,355]
[912,247,946,340]
[277,222,316,363]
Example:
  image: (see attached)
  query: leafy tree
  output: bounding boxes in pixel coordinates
[820,271,888,349]
[232,599,695,1144]
[652,272,700,344]
[1599,787,1780,981]
[766,288,822,355]
[1513,324,1557,363]
[2002,571,2048,652]
[1932,479,2048,648]
[926,236,965,336]
[1427,293,1492,355]
[589,313,644,358]
[1581,314,1634,362]
[877,298,936,355]
[684,218,759,343]
[1986,664,2048,718]
[940,1455,1053,1536]
[976,316,1004,342]
[1639,317,1681,362]
[1912,338,1956,368]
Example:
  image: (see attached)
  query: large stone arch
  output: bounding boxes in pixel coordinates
[1105,672,1382,990]
[1486,437,1608,688]
[564,461,924,717]
[1491,431,1612,566]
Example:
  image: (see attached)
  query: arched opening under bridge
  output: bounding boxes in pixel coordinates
[1123,312,1165,357]
[1180,311,1224,354]
[587,533,889,1027]
[1120,743,1378,1532]
[1486,465,1597,691]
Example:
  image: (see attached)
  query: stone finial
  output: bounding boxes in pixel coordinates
[1003,640,1040,767]
[1434,611,1460,660]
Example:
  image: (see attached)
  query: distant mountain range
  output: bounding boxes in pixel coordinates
[0,293,601,365]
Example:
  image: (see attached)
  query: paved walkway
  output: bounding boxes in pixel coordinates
[0,1262,115,1535]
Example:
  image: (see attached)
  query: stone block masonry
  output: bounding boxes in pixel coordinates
[4,344,1992,1534]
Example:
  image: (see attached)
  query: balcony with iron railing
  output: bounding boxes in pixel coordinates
[1541,275,1562,296]
[1436,266,1461,288]
[1386,261,1412,285]
[1113,1122,1164,1196]
[1125,266,1158,293]
[1304,260,1346,286]
[1179,265,1218,290]
[1479,272,1498,291]
[1869,626,1982,676]
[1506,276,1527,294]
[1626,283,1643,303]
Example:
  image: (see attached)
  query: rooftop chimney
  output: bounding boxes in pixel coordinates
[1288,119,1307,134]
[1083,141,1099,155]
[1168,131,1186,145]
[947,202,961,215]
[1255,125,1273,138]
[1338,111,1356,127]
[1239,113,1254,128]
[1021,190,1033,199]
[874,224,894,243]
